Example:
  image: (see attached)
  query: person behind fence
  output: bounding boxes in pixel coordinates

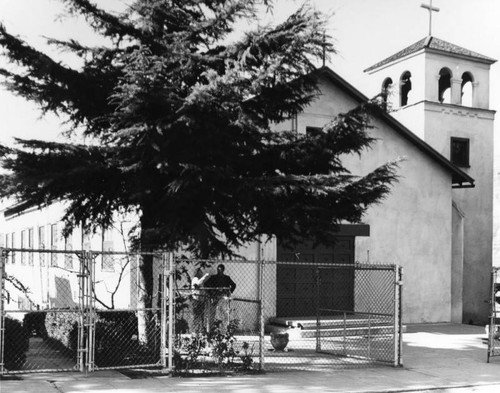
[204,264,236,330]
[191,267,209,333]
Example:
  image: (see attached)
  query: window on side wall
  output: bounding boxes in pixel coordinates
[38,226,46,266]
[102,228,115,272]
[28,227,34,266]
[6,233,11,264]
[450,137,470,167]
[64,233,73,270]
[306,126,323,137]
[50,224,58,267]
[21,229,27,265]
[11,232,16,264]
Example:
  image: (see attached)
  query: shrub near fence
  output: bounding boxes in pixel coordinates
[4,317,30,370]
[44,311,80,357]
[23,312,48,338]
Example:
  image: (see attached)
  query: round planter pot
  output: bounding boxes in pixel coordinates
[270,332,289,351]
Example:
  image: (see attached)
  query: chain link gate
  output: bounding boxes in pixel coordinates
[0,248,175,374]
[0,248,93,373]
[314,264,403,367]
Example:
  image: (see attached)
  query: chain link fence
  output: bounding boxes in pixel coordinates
[487,267,500,362]
[0,248,402,375]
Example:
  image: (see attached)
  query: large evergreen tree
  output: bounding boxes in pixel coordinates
[0,0,398,305]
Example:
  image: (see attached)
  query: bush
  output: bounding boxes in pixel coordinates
[23,312,47,338]
[3,317,30,370]
[44,310,79,356]
[94,311,159,367]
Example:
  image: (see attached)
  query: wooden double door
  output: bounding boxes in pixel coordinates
[276,237,355,317]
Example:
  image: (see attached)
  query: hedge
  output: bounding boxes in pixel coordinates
[3,317,30,370]
[23,312,47,338]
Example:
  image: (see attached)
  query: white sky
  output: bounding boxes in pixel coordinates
[1,0,500,146]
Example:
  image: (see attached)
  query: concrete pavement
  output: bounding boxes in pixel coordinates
[2,323,500,393]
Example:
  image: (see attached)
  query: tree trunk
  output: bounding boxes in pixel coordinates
[136,206,158,345]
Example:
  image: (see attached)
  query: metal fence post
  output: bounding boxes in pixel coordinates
[77,250,87,373]
[160,252,168,369]
[258,259,265,371]
[315,267,321,352]
[488,268,497,363]
[87,251,96,373]
[393,265,403,367]
[0,248,5,375]
[167,252,175,373]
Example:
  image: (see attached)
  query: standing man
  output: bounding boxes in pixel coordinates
[191,267,209,333]
[204,264,236,330]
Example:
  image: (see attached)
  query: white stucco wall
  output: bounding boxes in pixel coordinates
[392,101,494,323]
[297,76,456,324]
[432,106,494,324]
[366,47,495,325]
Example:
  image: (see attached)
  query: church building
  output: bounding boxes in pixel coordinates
[0,17,496,326]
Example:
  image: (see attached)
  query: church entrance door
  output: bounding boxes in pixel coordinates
[276,237,355,317]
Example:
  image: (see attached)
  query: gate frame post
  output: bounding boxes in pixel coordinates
[487,267,498,363]
[258,259,265,371]
[0,248,6,375]
[86,251,96,373]
[315,266,321,352]
[393,265,403,367]
[77,250,87,373]
[167,252,175,373]
[160,252,168,370]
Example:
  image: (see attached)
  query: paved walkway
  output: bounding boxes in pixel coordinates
[22,337,76,371]
[2,323,500,393]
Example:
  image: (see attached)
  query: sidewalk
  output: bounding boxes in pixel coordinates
[2,323,500,393]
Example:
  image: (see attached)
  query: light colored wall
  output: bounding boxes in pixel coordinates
[0,200,136,311]
[367,48,495,325]
[451,202,464,323]
[298,76,455,324]
[424,102,494,324]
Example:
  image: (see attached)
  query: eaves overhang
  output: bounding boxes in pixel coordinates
[313,66,475,189]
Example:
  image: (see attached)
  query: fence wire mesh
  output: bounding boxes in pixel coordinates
[0,249,402,375]
[0,248,165,373]
[487,267,500,362]
[171,259,263,375]
[260,261,402,371]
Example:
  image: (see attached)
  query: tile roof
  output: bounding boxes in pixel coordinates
[364,36,496,72]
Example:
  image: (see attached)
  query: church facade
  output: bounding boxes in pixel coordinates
[363,36,496,324]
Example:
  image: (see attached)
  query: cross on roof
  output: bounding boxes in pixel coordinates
[421,0,440,36]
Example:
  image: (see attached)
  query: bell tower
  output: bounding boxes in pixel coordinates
[364,24,496,325]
